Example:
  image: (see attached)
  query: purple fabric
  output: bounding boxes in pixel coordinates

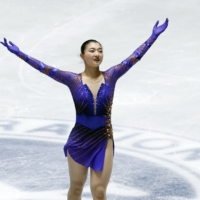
[152,18,168,37]
[64,123,111,171]
[76,115,109,130]
[1,19,168,171]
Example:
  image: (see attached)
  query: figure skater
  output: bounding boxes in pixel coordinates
[1,18,168,200]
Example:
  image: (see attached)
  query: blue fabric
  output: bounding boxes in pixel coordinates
[1,33,162,171]
[76,115,109,130]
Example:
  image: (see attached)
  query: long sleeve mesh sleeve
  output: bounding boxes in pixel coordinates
[16,51,72,86]
[105,34,158,81]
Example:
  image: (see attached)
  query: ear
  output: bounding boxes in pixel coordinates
[80,53,84,60]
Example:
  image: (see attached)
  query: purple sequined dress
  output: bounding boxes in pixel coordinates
[16,34,157,171]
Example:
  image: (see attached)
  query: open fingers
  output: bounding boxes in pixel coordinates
[9,41,16,46]
[164,18,169,29]
[4,38,9,47]
[0,41,6,46]
[163,18,169,26]
[154,20,159,28]
[158,18,168,30]
[164,18,169,26]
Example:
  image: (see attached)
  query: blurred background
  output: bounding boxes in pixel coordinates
[0,0,200,199]
[0,0,200,138]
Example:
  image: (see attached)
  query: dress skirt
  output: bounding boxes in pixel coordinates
[63,115,115,171]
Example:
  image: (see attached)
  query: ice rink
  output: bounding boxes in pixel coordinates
[0,0,200,199]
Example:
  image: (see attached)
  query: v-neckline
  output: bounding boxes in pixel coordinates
[79,72,106,115]
[79,72,106,98]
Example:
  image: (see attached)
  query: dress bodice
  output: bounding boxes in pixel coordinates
[68,71,114,116]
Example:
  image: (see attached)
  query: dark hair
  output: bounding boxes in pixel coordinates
[81,39,102,54]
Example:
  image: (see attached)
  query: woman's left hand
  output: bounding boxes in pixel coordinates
[153,18,169,37]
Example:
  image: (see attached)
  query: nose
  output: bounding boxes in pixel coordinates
[94,50,99,57]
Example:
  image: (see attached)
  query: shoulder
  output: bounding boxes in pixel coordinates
[63,71,81,82]
[103,65,117,77]
[60,70,79,78]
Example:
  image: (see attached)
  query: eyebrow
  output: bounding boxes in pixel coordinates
[89,48,102,50]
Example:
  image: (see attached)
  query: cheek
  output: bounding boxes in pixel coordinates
[85,53,93,58]
[85,55,93,63]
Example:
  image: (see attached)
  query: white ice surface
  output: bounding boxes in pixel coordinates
[0,0,200,199]
[0,0,199,138]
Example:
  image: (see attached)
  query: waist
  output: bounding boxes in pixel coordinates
[76,114,110,130]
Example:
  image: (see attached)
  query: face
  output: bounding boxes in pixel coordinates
[80,42,103,68]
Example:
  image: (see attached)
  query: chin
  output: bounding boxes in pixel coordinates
[92,63,101,67]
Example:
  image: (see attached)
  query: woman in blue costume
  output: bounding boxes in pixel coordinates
[1,18,168,200]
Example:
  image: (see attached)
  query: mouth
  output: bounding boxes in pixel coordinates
[94,58,100,62]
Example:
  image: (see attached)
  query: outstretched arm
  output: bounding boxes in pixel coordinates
[106,18,169,80]
[0,39,72,86]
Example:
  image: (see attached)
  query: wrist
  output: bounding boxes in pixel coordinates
[16,51,30,62]
[16,50,23,56]
[13,50,21,56]
[151,33,158,39]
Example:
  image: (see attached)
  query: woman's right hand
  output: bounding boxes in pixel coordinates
[0,38,20,54]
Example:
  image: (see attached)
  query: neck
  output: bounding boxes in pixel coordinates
[82,67,101,79]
